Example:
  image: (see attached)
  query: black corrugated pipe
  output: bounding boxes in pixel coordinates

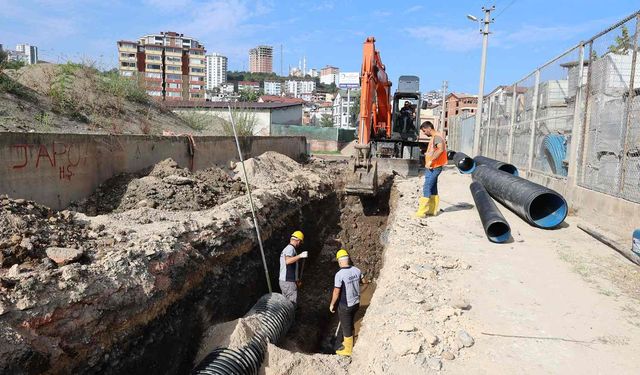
[452,152,476,174]
[472,165,568,229]
[193,293,294,375]
[474,155,519,176]
[447,150,457,161]
[469,181,511,243]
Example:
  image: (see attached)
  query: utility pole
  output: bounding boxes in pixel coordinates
[472,6,494,156]
[439,80,448,133]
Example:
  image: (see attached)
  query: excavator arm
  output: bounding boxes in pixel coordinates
[345,37,392,195]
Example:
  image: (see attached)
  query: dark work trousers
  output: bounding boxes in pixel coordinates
[338,303,360,337]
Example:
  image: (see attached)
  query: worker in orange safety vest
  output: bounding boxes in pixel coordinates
[415,121,447,218]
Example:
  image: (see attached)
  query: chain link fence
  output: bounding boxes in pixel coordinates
[449,10,640,204]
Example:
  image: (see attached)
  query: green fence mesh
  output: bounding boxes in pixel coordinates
[270,124,355,142]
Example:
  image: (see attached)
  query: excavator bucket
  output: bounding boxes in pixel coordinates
[345,159,378,195]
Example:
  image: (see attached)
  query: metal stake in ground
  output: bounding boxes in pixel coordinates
[227,105,272,293]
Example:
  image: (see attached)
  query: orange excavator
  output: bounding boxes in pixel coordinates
[345,37,423,195]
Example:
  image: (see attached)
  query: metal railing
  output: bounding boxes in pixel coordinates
[448,10,640,204]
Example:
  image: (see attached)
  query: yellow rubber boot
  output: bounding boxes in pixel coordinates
[336,336,353,356]
[414,197,430,218]
[426,195,440,216]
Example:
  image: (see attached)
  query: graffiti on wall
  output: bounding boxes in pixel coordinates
[10,142,90,180]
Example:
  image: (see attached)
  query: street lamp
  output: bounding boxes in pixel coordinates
[469,6,494,156]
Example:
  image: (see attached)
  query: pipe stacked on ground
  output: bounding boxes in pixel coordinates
[452,152,476,174]
[474,155,519,176]
[193,293,294,375]
[472,165,567,229]
[469,181,511,243]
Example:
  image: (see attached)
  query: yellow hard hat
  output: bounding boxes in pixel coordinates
[291,230,304,241]
[336,249,349,260]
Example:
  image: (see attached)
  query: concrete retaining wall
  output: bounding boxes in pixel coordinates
[0,132,307,209]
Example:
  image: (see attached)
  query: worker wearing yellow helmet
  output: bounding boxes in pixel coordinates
[329,249,362,357]
[278,230,308,304]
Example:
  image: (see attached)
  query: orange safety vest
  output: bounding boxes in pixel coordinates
[426,132,448,168]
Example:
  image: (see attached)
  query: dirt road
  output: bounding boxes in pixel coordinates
[351,167,640,374]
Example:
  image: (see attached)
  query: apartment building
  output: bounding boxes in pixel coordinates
[320,65,339,85]
[14,44,38,65]
[238,81,260,92]
[205,53,228,90]
[249,45,273,73]
[442,93,477,133]
[116,31,206,101]
[264,81,282,95]
[285,80,316,100]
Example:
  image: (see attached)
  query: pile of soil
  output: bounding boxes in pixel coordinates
[235,151,315,188]
[71,158,245,215]
[0,196,90,268]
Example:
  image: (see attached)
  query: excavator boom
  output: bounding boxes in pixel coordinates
[344,37,391,195]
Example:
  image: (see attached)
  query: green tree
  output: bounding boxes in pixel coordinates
[320,114,334,128]
[607,25,632,54]
[238,88,260,102]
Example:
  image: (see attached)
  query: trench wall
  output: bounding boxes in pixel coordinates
[0,132,307,209]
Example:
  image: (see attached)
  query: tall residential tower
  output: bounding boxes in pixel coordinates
[249,45,273,73]
[117,31,206,101]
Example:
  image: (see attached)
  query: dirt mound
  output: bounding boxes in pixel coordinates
[72,158,244,215]
[234,151,308,188]
[261,343,348,375]
[0,196,90,268]
[0,63,202,135]
[339,140,357,156]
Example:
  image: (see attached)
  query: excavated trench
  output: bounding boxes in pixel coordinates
[77,174,393,374]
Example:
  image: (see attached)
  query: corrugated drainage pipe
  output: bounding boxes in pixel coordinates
[193,293,295,375]
[452,152,476,174]
[474,155,519,176]
[470,181,511,243]
[472,165,567,229]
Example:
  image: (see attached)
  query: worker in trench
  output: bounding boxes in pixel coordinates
[329,249,362,357]
[415,121,448,218]
[278,230,308,305]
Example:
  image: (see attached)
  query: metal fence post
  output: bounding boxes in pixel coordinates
[507,84,517,163]
[618,14,640,194]
[484,98,493,156]
[578,41,595,186]
[567,44,585,185]
[526,70,541,176]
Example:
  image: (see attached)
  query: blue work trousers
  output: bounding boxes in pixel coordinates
[422,167,442,197]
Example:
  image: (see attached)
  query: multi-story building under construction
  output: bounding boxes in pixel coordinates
[249,45,273,73]
[117,31,206,101]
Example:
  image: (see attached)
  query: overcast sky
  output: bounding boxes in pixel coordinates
[1,0,638,93]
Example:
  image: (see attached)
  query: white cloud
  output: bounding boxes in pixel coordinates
[312,1,335,11]
[405,5,423,13]
[407,26,481,52]
[372,10,393,17]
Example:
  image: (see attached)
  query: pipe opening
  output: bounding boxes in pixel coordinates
[486,222,511,243]
[498,165,519,176]
[529,193,567,228]
[457,158,476,174]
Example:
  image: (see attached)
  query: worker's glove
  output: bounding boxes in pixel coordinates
[329,304,335,313]
[298,251,309,258]
[296,280,302,288]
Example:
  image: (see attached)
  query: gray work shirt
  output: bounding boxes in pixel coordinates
[334,266,362,307]
[279,244,298,282]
